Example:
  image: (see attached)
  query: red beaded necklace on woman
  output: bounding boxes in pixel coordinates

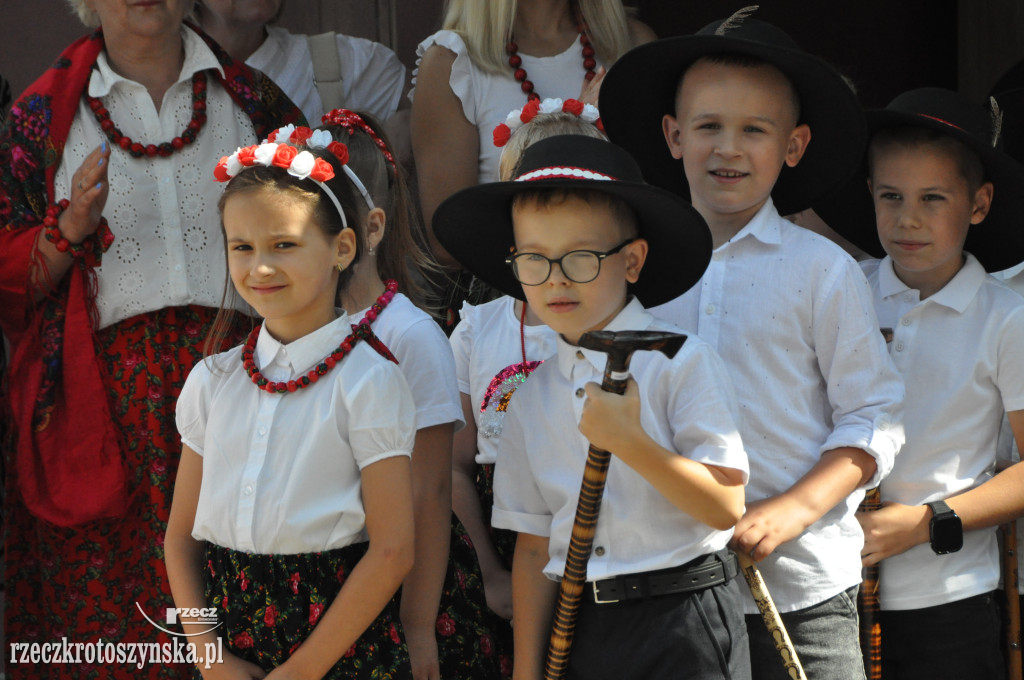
[506,24,597,101]
[85,71,209,159]
[242,280,399,394]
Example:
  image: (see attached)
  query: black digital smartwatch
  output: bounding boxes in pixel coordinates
[925,500,963,555]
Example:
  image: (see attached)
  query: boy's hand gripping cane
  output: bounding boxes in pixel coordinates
[543,330,687,680]
[735,552,809,680]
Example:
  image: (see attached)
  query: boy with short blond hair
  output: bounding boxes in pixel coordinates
[601,11,905,680]
[815,87,1024,679]
[434,134,751,680]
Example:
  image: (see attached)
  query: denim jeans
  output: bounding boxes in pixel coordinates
[878,590,1003,680]
[746,586,864,680]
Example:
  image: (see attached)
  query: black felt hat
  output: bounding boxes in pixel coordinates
[814,87,1024,272]
[432,135,712,306]
[598,8,866,216]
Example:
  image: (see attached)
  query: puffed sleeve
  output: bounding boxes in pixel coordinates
[341,345,417,469]
[410,30,478,124]
[387,314,465,430]
[175,357,216,456]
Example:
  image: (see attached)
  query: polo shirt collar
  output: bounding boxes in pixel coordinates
[555,297,654,379]
[89,25,225,98]
[878,253,986,313]
[255,312,351,376]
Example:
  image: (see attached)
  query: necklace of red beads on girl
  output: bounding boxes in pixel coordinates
[242,280,399,394]
[507,25,597,101]
[85,71,208,159]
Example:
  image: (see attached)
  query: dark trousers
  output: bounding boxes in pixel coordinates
[568,562,750,680]
[879,591,1003,680]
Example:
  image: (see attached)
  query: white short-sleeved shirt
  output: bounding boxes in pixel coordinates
[411,30,606,184]
[176,314,416,555]
[862,255,1024,610]
[651,199,905,613]
[58,26,258,329]
[449,296,558,464]
[247,26,406,124]
[492,299,748,581]
[355,292,464,432]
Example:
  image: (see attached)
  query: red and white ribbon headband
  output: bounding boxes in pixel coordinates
[493,97,602,147]
[515,166,615,182]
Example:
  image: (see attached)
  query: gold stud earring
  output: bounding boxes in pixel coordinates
[336,263,345,273]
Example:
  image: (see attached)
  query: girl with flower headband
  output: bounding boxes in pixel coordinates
[319,108,499,680]
[165,131,418,679]
[447,101,608,678]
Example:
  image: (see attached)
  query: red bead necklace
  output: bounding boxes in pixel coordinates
[507,27,597,101]
[85,71,208,159]
[242,280,398,394]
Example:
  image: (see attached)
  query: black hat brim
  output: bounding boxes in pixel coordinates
[433,177,712,307]
[599,34,866,216]
[815,108,1024,272]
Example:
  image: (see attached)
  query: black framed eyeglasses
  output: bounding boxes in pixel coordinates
[504,238,636,286]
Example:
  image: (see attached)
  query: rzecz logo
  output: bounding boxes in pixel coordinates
[135,603,222,637]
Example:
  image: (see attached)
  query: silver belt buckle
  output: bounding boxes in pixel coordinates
[592,580,619,604]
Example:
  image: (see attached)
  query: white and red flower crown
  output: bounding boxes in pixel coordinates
[492,98,602,147]
[213,125,375,230]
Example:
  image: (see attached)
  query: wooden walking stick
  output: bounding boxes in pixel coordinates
[858,487,883,680]
[736,552,809,680]
[543,330,687,680]
[854,327,893,679]
[1003,520,1021,680]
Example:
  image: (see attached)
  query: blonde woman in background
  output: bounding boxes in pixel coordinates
[410,0,654,332]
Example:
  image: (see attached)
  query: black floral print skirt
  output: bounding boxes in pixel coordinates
[205,542,410,679]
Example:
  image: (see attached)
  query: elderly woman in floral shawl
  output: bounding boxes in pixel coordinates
[0,1,302,677]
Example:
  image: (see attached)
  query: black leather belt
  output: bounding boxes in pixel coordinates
[589,551,738,604]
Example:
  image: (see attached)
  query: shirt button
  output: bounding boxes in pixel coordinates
[594,546,605,556]
[576,350,584,360]
[878,419,889,431]
[901,318,911,326]
[712,252,724,261]
[174,264,183,272]
[705,304,715,315]
[895,342,904,352]
[575,388,585,398]
[258,427,267,436]
[243,485,253,496]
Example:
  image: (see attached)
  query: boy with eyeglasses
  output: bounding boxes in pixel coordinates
[433,134,751,680]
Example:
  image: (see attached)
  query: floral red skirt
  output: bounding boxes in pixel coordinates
[4,306,235,679]
[205,542,409,678]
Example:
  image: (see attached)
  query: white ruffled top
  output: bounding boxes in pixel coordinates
[411,29,606,184]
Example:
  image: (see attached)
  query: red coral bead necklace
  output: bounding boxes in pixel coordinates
[85,71,208,159]
[241,280,398,394]
[506,26,597,101]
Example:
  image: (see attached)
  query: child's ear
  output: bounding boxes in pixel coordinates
[624,238,649,284]
[970,181,994,225]
[335,227,358,270]
[784,123,812,168]
[662,113,684,160]
[365,207,387,252]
